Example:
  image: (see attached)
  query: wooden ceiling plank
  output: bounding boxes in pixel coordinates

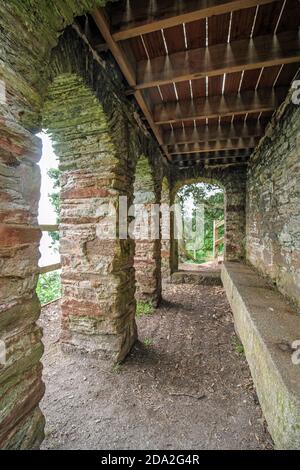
[173,149,252,160]
[163,120,267,145]
[153,87,288,124]
[136,30,300,89]
[167,138,259,154]
[111,0,279,42]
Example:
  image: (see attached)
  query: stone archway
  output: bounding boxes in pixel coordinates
[175,181,225,265]
[171,166,247,270]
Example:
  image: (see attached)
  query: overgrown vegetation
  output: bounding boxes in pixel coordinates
[233,337,245,356]
[177,183,224,264]
[143,337,154,347]
[36,271,61,305]
[111,363,123,374]
[47,167,60,251]
[136,301,154,317]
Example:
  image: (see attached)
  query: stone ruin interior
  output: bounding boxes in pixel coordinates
[0,0,300,450]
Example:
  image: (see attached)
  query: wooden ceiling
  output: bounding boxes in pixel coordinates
[90,0,300,169]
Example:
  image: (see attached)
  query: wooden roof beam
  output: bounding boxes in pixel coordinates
[172,149,252,161]
[154,87,288,125]
[92,8,167,157]
[177,159,249,169]
[167,138,259,155]
[136,30,300,89]
[110,0,279,42]
[162,120,267,145]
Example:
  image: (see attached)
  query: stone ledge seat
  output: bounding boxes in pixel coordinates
[222,262,300,450]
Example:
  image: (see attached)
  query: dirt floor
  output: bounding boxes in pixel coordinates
[39,283,273,450]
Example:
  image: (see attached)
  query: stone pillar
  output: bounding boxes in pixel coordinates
[134,156,161,307]
[224,185,246,261]
[44,75,137,362]
[0,122,45,449]
[169,188,179,274]
[161,178,171,279]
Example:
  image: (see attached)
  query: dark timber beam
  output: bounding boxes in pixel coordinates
[177,159,249,169]
[110,0,278,41]
[175,153,250,168]
[172,149,252,161]
[136,31,300,89]
[167,138,259,155]
[92,8,168,158]
[154,87,288,124]
[162,120,267,145]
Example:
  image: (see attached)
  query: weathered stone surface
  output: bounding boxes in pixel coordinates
[247,96,300,309]
[1,407,45,450]
[0,1,111,128]
[0,296,44,449]
[222,262,300,449]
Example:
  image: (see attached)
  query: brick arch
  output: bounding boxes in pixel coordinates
[171,166,247,264]
[133,155,162,307]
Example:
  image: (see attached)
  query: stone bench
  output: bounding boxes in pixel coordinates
[222,262,300,450]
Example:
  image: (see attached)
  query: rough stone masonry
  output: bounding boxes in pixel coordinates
[247,94,300,309]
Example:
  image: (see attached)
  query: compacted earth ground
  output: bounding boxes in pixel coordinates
[39,283,273,450]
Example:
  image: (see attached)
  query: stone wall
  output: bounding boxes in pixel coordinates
[246,95,300,309]
[0,1,164,449]
[172,165,247,266]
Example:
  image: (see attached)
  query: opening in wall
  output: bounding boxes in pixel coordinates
[36,131,61,306]
[176,182,225,270]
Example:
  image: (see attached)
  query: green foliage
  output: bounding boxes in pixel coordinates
[111,363,123,374]
[177,183,225,264]
[233,337,245,356]
[47,167,60,249]
[143,337,154,347]
[136,301,154,317]
[185,249,214,264]
[36,271,61,305]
